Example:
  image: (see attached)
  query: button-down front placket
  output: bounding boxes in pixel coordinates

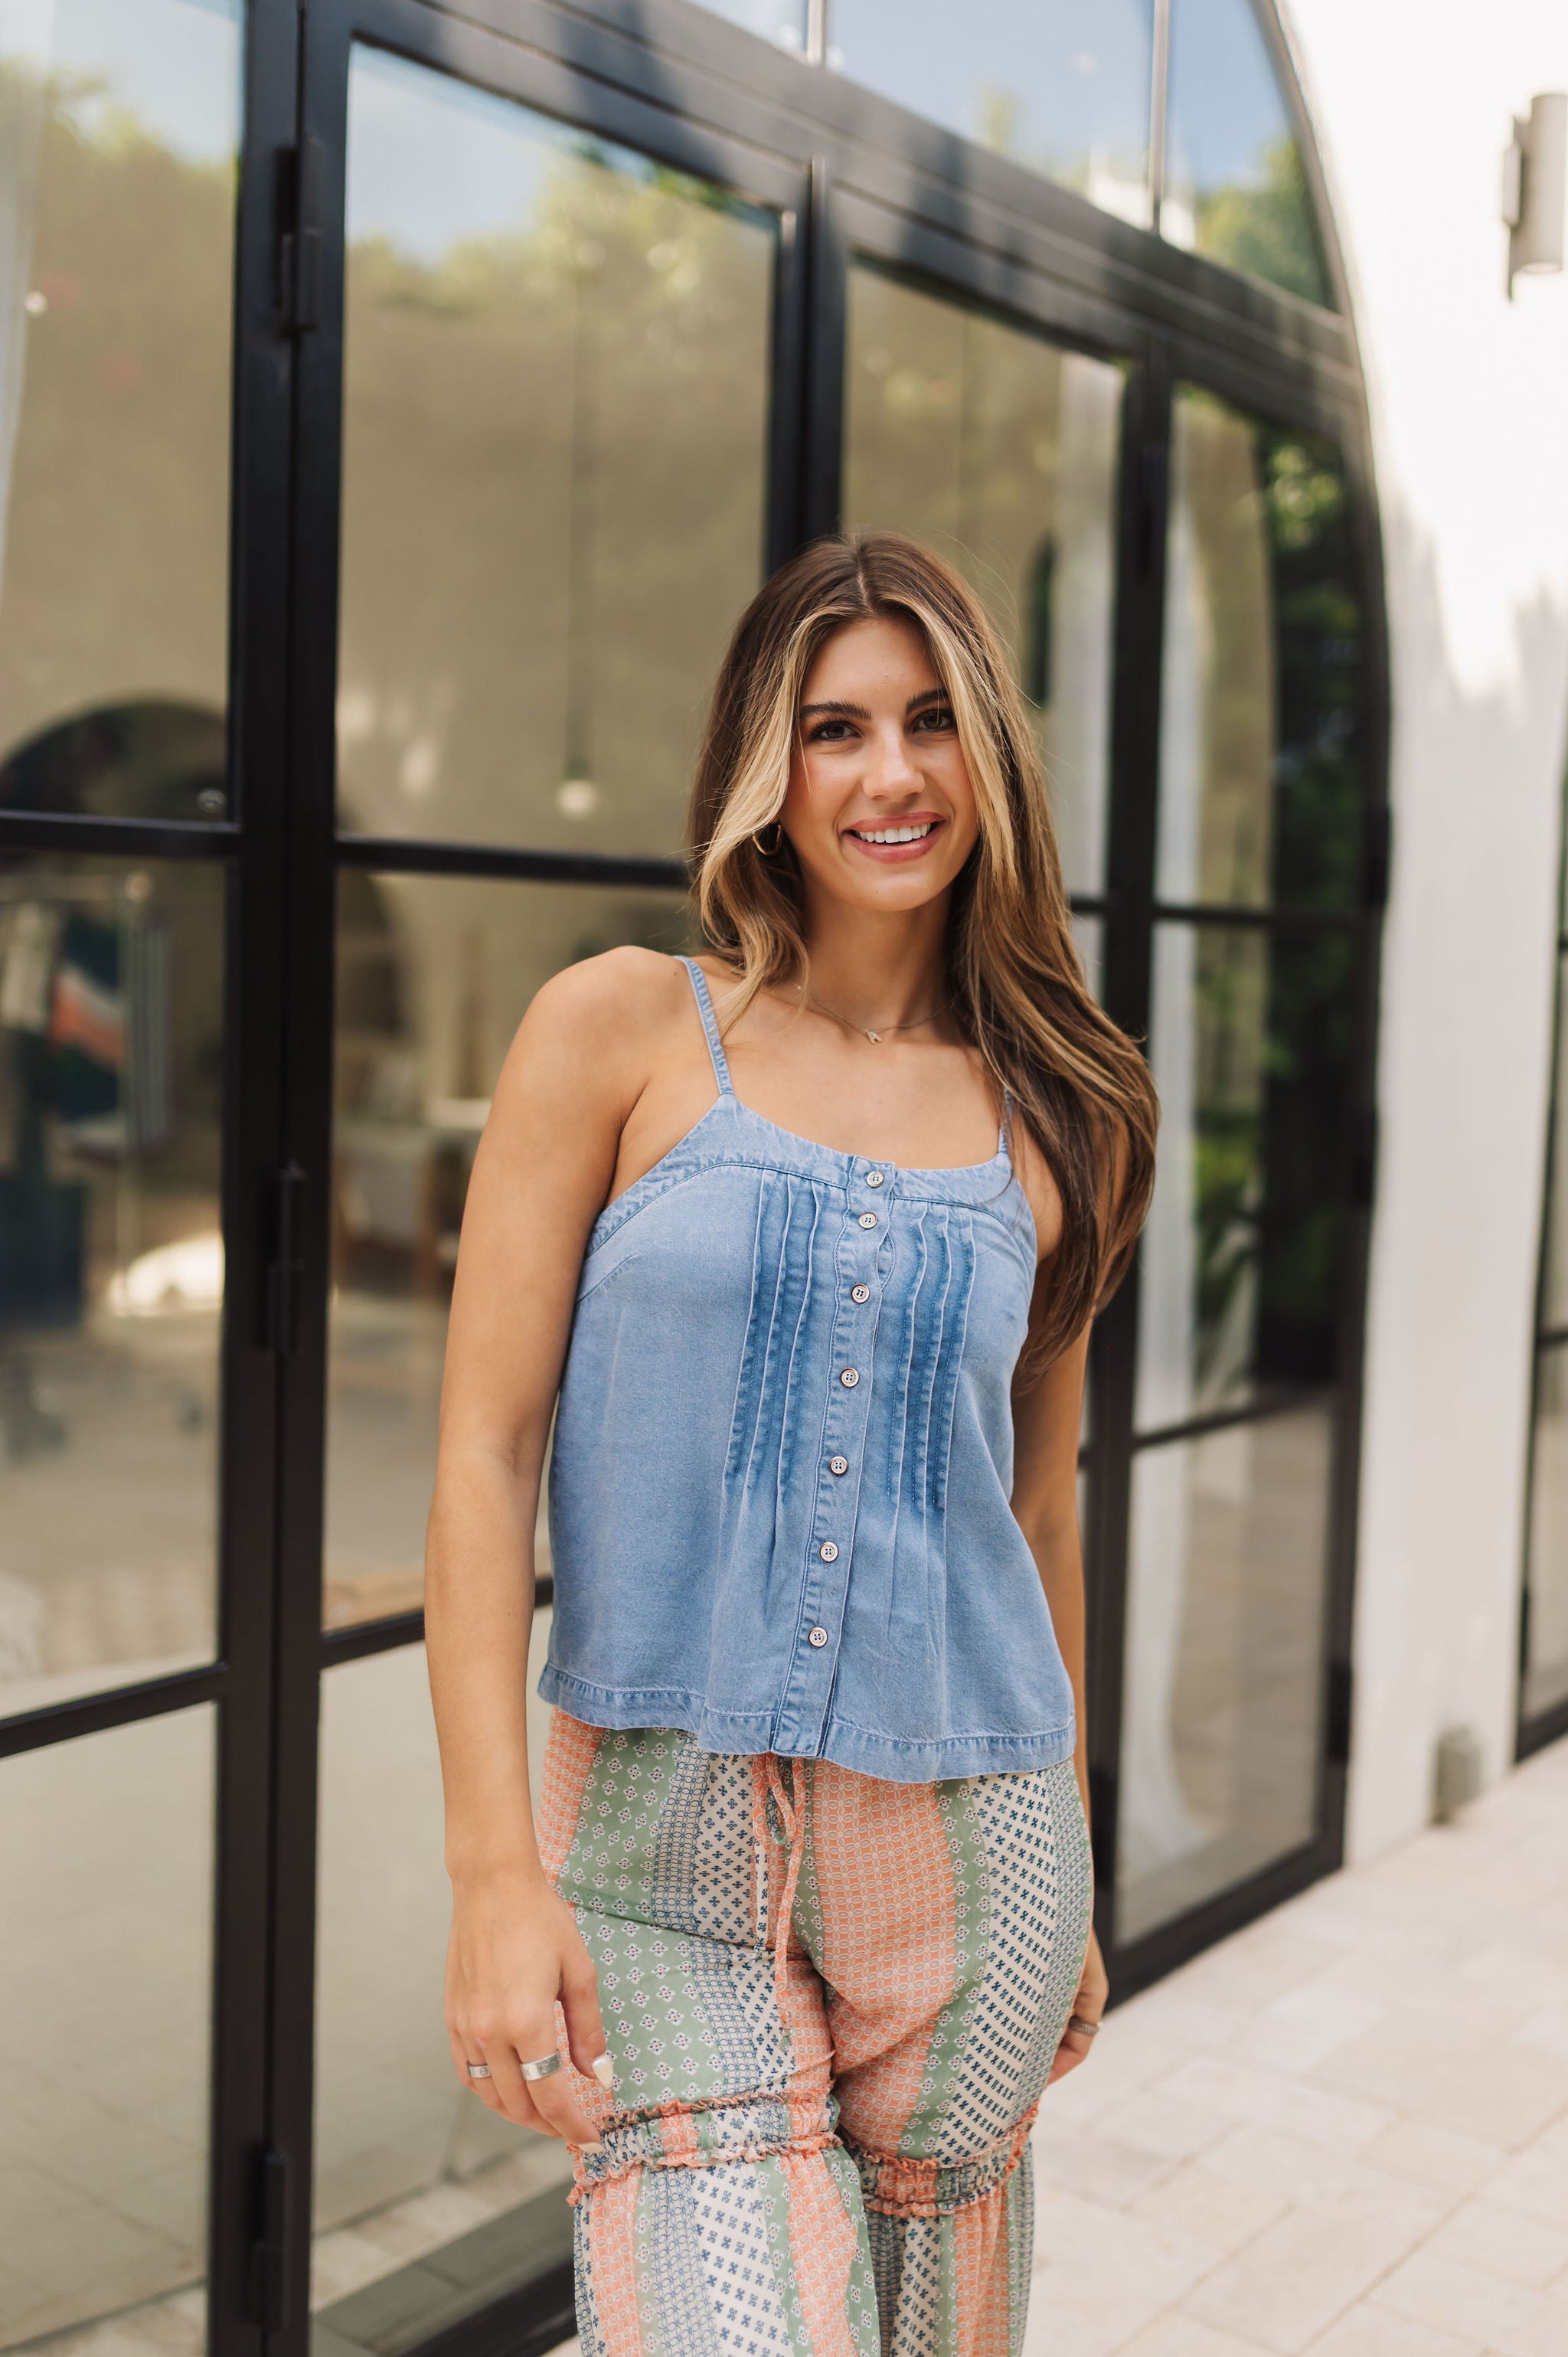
[773,1162,890,1754]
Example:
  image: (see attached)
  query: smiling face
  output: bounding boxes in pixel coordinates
[779,613,981,915]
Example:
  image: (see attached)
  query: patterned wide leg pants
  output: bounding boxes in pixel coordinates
[537,1716,1093,2357]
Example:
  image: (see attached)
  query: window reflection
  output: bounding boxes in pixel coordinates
[1119,1408,1331,1942]
[684,0,807,51]
[828,0,1155,225]
[0,0,240,817]
[1162,0,1331,306]
[0,855,224,1718]
[842,266,1122,897]
[1137,921,1351,1430]
[1158,387,1364,910]
[326,875,694,1630]
[0,1707,214,2349]
[338,47,774,857]
[312,1641,572,2342]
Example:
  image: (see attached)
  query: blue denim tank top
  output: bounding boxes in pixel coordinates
[540,959,1076,1782]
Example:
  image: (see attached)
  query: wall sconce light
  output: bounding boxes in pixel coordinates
[1504,92,1566,293]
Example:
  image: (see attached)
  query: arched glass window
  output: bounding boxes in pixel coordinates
[1161,0,1331,304]
[825,0,1157,224]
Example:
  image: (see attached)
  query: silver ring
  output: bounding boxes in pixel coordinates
[519,2051,563,2082]
[1066,2014,1102,2038]
[466,2061,492,2081]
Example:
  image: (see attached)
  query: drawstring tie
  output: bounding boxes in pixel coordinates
[752,1754,808,2019]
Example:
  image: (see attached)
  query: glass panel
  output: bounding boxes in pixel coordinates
[1118,1407,1330,1942]
[1162,0,1331,306]
[0,855,224,1718]
[1137,920,1351,1430]
[327,874,693,1630]
[1527,1345,1568,1721]
[1158,387,1364,911]
[1539,954,1568,1334]
[313,1637,571,2345]
[842,267,1122,898]
[0,1706,214,2349]
[685,0,807,51]
[828,0,1155,226]
[0,0,240,817]
[338,47,774,857]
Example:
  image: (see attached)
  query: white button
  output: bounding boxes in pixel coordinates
[866,1171,885,1187]
[840,1368,859,1388]
[851,1284,870,1304]
[808,1626,828,1649]
[819,1541,839,1562]
[829,1456,849,1475]
[858,1212,878,1229]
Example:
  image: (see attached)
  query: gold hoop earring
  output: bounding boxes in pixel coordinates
[752,821,783,856]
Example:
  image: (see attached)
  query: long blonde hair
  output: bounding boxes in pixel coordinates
[689,531,1157,1369]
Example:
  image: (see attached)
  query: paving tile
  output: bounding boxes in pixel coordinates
[1021,2263,1165,2357]
[1033,2188,1222,2306]
[1359,2120,1508,2198]
[1372,2251,1568,2357]
[1312,2012,1568,2149]
[1181,2172,1445,2353]
[1420,2199,1568,2290]
[1032,2119,1179,2208]
[1157,2055,1394,2152]
[1118,2316,1275,2356]
[1302,2312,1484,2357]
[1128,2155,1294,2259]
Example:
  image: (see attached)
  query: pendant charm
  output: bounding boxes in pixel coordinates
[865,1030,882,1044]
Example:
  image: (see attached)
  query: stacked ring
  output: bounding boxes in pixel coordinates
[519,2051,564,2081]
[466,2061,492,2081]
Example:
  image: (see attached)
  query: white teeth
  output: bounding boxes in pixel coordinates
[854,823,934,845]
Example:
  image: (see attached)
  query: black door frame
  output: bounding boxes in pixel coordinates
[0,5,1387,2357]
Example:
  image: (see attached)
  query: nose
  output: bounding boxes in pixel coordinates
[863,718,921,799]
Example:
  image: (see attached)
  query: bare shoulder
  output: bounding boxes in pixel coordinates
[525,944,691,1038]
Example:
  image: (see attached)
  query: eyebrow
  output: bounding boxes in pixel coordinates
[797,688,950,721]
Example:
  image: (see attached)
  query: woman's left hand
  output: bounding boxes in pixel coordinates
[1048,1928,1108,2084]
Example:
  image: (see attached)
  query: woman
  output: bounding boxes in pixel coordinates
[426,533,1157,2357]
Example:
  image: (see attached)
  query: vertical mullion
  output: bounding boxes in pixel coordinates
[210,5,302,2355]
[1088,339,1171,1979]
[802,155,847,540]
[268,6,352,2351]
[765,181,810,574]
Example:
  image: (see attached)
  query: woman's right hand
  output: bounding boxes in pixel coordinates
[445,1865,611,2144]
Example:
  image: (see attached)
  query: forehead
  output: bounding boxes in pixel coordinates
[800,613,938,702]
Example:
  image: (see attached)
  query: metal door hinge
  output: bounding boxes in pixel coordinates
[248,2149,292,2330]
[277,138,324,335]
[263,1164,306,1357]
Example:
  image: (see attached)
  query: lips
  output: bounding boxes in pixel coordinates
[844,816,945,858]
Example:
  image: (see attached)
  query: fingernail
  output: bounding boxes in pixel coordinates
[580,2140,605,2154]
[590,2053,615,2088]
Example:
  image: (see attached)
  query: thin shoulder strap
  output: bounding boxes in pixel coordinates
[998,1083,1014,1158]
[681,958,734,1097]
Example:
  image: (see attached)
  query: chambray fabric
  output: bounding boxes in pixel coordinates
[540,959,1076,1783]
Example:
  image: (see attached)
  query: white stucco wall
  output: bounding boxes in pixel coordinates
[1284,1,1568,1858]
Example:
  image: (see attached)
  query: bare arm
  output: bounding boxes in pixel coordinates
[425,949,669,2143]
[1011,1307,1107,2081]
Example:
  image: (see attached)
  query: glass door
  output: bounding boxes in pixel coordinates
[0,2,294,2352]
[270,13,805,2352]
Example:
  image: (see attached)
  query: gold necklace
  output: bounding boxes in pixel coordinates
[797,986,947,1046]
